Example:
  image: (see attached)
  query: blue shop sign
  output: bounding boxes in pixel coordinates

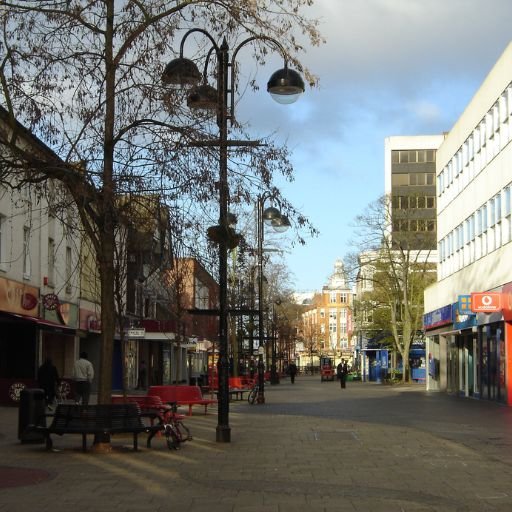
[453,302,477,330]
[458,295,473,313]
[423,304,452,330]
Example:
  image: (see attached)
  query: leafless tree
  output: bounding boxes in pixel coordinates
[348,196,436,381]
[0,1,322,404]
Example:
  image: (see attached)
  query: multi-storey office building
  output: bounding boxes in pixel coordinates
[385,135,445,250]
[424,42,512,405]
[352,137,443,381]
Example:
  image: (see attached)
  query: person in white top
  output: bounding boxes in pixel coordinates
[72,351,94,405]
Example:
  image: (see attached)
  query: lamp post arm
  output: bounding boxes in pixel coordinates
[231,35,289,66]
[229,35,289,124]
[178,28,219,57]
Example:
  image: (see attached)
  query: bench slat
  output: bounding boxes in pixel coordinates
[148,385,217,416]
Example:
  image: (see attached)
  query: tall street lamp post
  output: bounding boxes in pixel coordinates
[257,196,290,401]
[163,30,304,442]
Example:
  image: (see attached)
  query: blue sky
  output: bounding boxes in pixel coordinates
[237,0,512,292]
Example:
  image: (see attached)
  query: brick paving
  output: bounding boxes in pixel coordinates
[1,376,512,511]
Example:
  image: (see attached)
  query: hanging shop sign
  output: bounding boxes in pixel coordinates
[457,295,475,314]
[127,328,146,339]
[470,292,502,313]
[42,293,60,310]
[453,302,477,330]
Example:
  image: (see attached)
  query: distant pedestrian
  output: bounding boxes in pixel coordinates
[37,358,59,409]
[136,360,147,389]
[288,361,298,384]
[337,359,348,389]
[73,351,94,405]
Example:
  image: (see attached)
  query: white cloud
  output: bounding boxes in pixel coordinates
[242,0,512,289]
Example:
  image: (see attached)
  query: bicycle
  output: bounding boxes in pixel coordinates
[247,383,259,405]
[161,403,192,450]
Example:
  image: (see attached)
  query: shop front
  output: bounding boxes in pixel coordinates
[424,303,453,393]
[0,278,81,405]
[425,290,512,406]
[41,299,79,390]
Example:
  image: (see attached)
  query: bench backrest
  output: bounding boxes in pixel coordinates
[173,385,203,401]
[229,377,243,388]
[148,385,204,402]
[148,386,177,403]
[228,377,254,389]
[112,395,165,408]
[51,403,143,431]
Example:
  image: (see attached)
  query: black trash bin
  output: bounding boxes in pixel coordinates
[18,388,46,443]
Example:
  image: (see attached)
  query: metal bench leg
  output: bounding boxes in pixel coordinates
[133,433,138,451]
[82,433,87,452]
[147,428,160,448]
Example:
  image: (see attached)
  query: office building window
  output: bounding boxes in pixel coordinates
[505,186,512,216]
[496,193,502,223]
[392,150,436,164]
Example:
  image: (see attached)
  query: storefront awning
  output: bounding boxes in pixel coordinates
[0,312,76,332]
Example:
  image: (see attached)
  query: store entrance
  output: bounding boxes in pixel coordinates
[480,323,505,403]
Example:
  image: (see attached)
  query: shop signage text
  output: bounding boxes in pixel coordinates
[470,292,502,312]
[423,304,452,330]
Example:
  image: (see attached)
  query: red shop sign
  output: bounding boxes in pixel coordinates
[470,292,502,312]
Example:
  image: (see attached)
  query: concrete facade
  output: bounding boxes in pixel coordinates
[424,42,512,405]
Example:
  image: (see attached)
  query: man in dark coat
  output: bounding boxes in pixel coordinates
[37,358,59,408]
[288,361,298,384]
[337,359,348,389]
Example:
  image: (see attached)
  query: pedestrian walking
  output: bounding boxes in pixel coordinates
[37,357,59,409]
[136,360,147,389]
[288,361,297,384]
[337,359,348,389]
[72,351,94,405]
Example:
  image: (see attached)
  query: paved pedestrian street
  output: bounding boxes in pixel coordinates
[2,376,512,511]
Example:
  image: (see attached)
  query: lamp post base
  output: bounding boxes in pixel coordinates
[257,354,265,404]
[270,364,280,385]
[216,425,231,443]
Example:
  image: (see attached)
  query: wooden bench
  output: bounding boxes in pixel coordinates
[30,403,162,452]
[148,385,217,416]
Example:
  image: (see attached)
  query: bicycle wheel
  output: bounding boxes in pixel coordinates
[164,424,181,450]
[176,421,192,442]
[247,386,258,404]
